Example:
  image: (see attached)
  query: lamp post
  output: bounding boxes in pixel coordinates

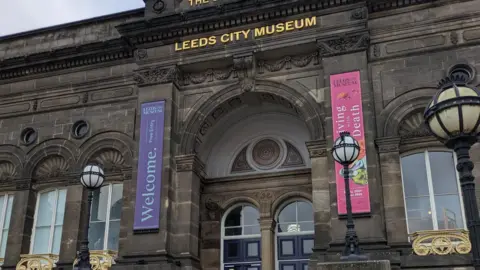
[331,131,368,261]
[424,74,480,268]
[74,164,105,270]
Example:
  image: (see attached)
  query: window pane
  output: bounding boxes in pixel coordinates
[298,222,314,232]
[32,227,50,254]
[282,266,294,270]
[429,152,458,195]
[435,194,464,229]
[55,190,66,225]
[91,186,109,222]
[281,240,294,255]
[297,202,313,222]
[89,222,106,250]
[401,154,429,197]
[303,239,314,254]
[4,195,13,229]
[36,192,55,227]
[243,206,259,226]
[110,184,123,220]
[52,225,62,254]
[226,242,239,257]
[225,227,242,236]
[107,220,121,251]
[405,197,433,232]
[247,242,258,257]
[278,203,296,223]
[0,230,8,258]
[225,207,242,227]
[243,225,260,235]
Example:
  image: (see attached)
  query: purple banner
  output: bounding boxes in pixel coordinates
[133,100,165,231]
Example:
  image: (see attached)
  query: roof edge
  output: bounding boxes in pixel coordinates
[0,8,144,42]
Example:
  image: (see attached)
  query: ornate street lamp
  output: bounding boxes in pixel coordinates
[74,164,105,270]
[424,74,480,268]
[331,131,368,261]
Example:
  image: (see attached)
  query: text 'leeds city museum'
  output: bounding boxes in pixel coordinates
[1,0,480,269]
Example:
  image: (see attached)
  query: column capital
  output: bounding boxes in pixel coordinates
[175,154,205,177]
[306,139,328,158]
[259,218,277,231]
[375,136,401,153]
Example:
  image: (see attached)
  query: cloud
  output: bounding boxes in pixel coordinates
[0,0,144,37]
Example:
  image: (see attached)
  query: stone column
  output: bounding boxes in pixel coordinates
[56,184,85,269]
[375,137,409,246]
[173,154,204,270]
[259,218,276,270]
[115,65,180,269]
[2,181,36,270]
[305,140,331,253]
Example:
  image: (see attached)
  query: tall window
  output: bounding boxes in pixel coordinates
[222,204,261,270]
[0,194,13,259]
[401,150,465,233]
[276,200,314,270]
[31,189,67,254]
[89,183,123,251]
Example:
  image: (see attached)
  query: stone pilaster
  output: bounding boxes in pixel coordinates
[375,137,409,247]
[2,181,35,270]
[172,154,204,270]
[321,43,387,249]
[56,185,85,268]
[259,218,276,270]
[306,140,331,252]
[115,65,180,269]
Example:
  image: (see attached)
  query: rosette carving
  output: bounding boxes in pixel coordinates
[0,161,16,181]
[90,149,126,173]
[33,156,69,180]
[410,229,471,256]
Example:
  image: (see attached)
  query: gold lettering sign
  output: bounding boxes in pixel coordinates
[174,16,317,52]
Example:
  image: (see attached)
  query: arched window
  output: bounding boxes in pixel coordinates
[276,200,314,270]
[222,204,261,270]
[89,183,123,251]
[400,150,465,233]
[31,189,67,254]
[0,194,13,259]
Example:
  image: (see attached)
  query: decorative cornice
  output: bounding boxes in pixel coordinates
[0,39,133,81]
[175,154,205,177]
[317,32,370,57]
[368,0,436,13]
[305,139,327,158]
[182,66,236,85]
[375,136,401,153]
[133,65,182,86]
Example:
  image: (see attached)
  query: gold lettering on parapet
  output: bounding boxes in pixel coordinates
[174,16,317,51]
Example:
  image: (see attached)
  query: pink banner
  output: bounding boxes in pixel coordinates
[330,71,371,215]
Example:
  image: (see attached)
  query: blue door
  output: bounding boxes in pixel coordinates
[277,235,314,270]
[224,238,261,270]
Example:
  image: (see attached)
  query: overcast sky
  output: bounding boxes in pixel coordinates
[0,0,145,37]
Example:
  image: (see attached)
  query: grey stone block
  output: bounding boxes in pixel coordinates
[316,260,391,270]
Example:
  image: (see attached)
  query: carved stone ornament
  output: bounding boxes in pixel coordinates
[205,198,222,221]
[257,52,319,74]
[398,110,432,139]
[133,66,181,86]
[33,155,70,180]
[0,162,17,181]
[152,0,166,13]
[233,55,256,91]
[135,49,148,61]
[305,140,327,158]
[231,147,254,173]
[351,7,367,20]
[280,141,305,168]
[15,179,32,190]
[182,66,236,85]
[317,33,370,57]
[450,31,459,45]
[373,44,381,57]
[90,149,126,174]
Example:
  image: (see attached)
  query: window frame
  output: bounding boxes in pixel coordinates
[0,193,14,259]
[400,149,467,234]
[220,203,261,269]
[30,188,67,254]
[274,199,314,270]
[89,182,123,251]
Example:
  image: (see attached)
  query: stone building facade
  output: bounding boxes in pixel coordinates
[0,0,480,269]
